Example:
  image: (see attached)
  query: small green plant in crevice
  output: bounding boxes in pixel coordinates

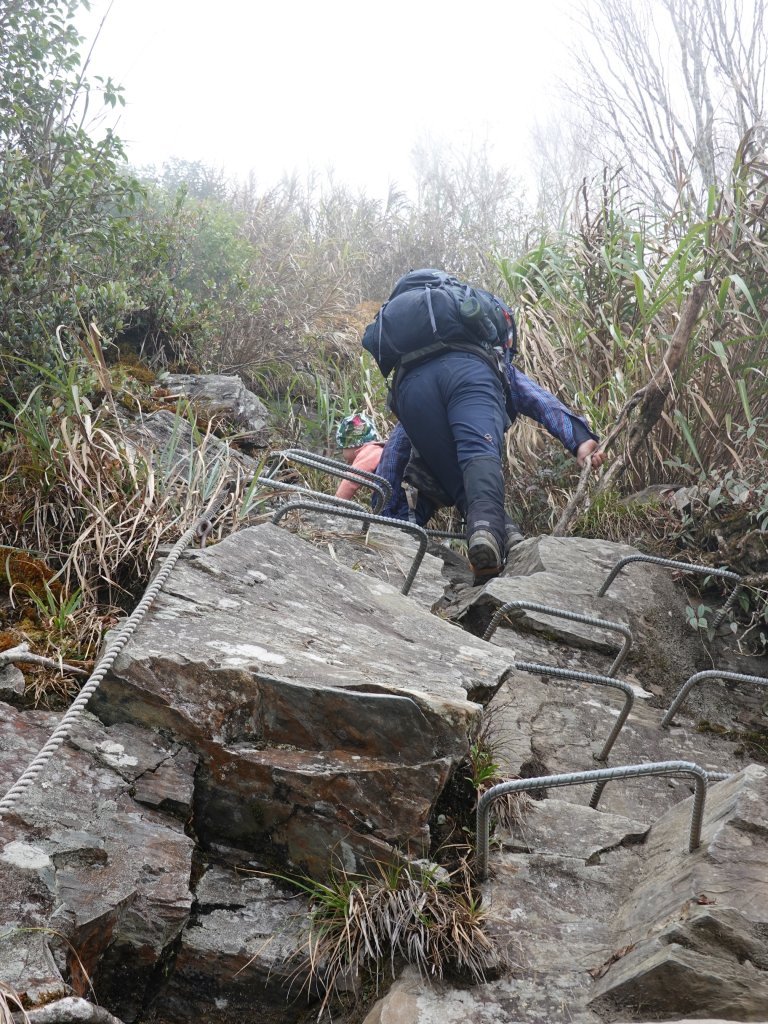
[466,741,502,790]
[436,706,533,854]
[733,586,768,656]
[431,720,508,859]
[279,857,505,1019]
[685,602,715,641]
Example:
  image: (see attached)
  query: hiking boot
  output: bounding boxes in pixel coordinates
[504,522,524,557]
[468,529,503,586]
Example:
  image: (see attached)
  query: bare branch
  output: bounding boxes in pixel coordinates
[0,643,88,676]
[568,0,768,212]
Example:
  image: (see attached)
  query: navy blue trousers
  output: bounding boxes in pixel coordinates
[395,350,508,551]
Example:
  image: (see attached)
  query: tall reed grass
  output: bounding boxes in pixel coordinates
[498,139,767,489]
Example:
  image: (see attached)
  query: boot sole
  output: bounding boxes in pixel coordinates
[468,531,502,575]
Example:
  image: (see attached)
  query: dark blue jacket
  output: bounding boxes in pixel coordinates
[378,364,597,522]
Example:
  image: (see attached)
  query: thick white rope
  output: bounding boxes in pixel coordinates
[0,523,199,817]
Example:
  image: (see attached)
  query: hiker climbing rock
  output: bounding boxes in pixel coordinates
[363,268,605,582]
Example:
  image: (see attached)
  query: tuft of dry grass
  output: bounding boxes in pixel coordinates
[282,858,505,1019]
[0,982,28,1024]
[0,347,262,689]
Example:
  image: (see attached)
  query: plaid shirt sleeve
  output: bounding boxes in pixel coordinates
[377,422,412,519]
[506,364,598,455]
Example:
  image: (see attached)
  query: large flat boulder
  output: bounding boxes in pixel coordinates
[93,522,513,875]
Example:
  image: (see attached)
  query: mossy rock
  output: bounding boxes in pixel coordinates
[0,547,60,600]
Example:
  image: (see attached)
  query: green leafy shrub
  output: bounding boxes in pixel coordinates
[0,0,141,373]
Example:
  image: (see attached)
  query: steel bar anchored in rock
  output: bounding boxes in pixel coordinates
[598,554,741,629]
[270,447,392,509]
[661,669,768,727]
[476,760,709,881]
[268,449,466,541]
[512,661,635,762]
[254,476,371,512]
[483,600,632,676]
[272,500,429,595]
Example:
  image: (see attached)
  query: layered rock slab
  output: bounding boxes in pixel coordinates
[94,522,513,875]
[589,764,768,1020]
[470,535,768,718]
[362,799,650,1024]
[453,536,693,664]
[158,372,271,447]
[455,536,754,822]
[363,769,768,1023]
[0,706,195,1019]
[153,864,313,1024]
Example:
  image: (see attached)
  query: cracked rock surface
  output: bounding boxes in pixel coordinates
[3,525,768,1024]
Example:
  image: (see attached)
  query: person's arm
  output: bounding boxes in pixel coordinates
[335,478,360,500]
[334,443,383,500]
[506,364,604,468]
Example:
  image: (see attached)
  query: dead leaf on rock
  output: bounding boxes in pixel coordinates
[695,892,717,905]
[587,943,636,980]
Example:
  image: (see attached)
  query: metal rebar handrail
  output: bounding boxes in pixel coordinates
[512,661,634,762]
[424,528,467,541]
[483,601,632,677]
[476,759,709,880]
[597,554,741,630]
[252,477,374,536]
[661,669,768,727]
[253,477,368,510]
[267,450,469,540]
[709,582,745,630]
[272,500,429,596]
[270,451,471,541]
[274,448,392,509]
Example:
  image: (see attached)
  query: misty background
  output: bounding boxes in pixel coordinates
[75,0,573,199]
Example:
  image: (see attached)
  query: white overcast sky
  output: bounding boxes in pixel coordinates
[77,0,577,198]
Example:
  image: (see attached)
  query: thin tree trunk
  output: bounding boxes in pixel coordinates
[553,278,710,535]
[595,278,710,495]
